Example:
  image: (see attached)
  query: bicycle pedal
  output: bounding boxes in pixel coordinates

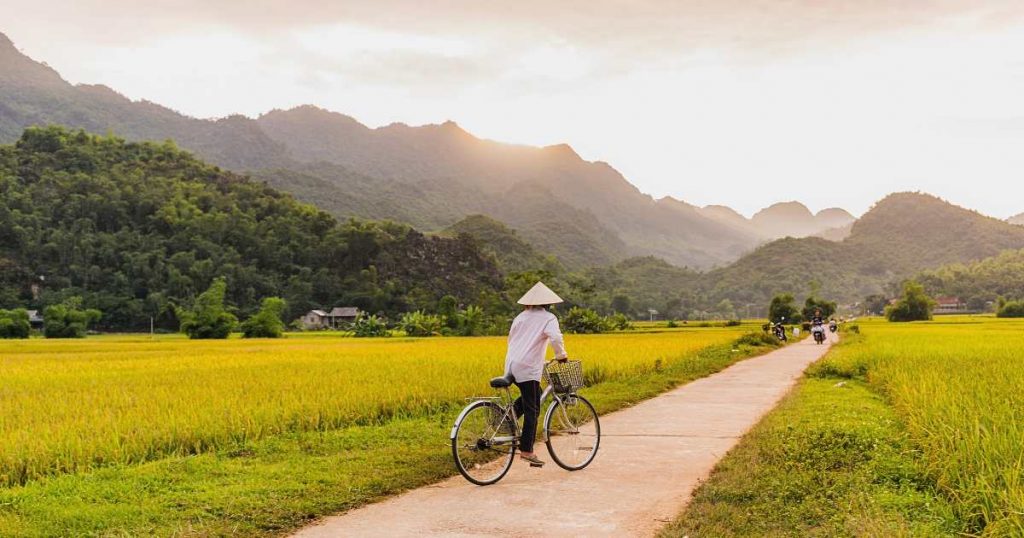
[528,462,544,468]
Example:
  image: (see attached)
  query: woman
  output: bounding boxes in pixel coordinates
[504,281,568,467]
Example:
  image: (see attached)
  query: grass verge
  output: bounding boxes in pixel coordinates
[0,335,779,536]
[660,336,965,537]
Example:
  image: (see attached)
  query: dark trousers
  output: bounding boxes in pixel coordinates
[513,380,541,453]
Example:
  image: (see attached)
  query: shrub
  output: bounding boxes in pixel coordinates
[178,278,238,339]
[725,319,742,327]
[846,324,860,334]
[456,305,486,336]
[735,332,782,348]
[608,312,634,331]
[996,300,1024,318]
[352,314,389,337]
[43,301,102,339]
[0,308,31,339]
[886,281,935,322]
[666,319,679,328]
[563,307,612,334]
[241,297,287,338]
[400,311,444,337]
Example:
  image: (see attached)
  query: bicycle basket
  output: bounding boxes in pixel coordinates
[544,360,585,394]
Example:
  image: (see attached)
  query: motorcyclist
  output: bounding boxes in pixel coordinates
[828,318,838,333]
[810,309,826,344]
[772,318,787,341]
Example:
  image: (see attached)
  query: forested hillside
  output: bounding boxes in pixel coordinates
[914,249,1024,309]
[702,193,1024,308]
[0,127,501,329]
[0,32,767,269]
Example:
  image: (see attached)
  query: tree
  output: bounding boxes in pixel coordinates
[352,313,390,337]
[801,296,837,320]
[611,294,632,315]
[43,300,102,338]
[715,299,737,320]
[996,300,1024,318]
[886,281,935,322]
[863,294,889,316]
[178,278,238,339]
[768,294,799,323]
[0,308,31,339]
[241,297,287,338]
[456,305,485,336]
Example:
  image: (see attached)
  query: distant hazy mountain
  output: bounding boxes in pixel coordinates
[748,202,855,239]
[1008,213,1024,226]
[704,192,1024,306]
[0,32,769,269]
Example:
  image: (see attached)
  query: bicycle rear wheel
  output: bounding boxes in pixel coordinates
[451,400,516,485]
[544,394,600,471]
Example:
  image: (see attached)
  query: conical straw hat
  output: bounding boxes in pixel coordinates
[517,281,564,306]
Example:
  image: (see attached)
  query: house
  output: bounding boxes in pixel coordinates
[300,307,360,329]
[934,297,966,315]
[26,309,44,329]
[300,309,330,330]
[328,307,359,324]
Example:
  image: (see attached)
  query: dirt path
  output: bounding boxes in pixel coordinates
[293,335,835,538]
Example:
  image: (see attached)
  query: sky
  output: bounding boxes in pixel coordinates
[4,0,1024,218]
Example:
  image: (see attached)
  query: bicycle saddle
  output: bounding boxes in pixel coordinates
[489,373,515,388]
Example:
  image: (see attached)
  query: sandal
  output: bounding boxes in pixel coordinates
[520,454,545,468]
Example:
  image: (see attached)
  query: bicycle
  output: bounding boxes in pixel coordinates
[450,359,601,485]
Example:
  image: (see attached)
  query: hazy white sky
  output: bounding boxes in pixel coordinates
[4,1,1024,217]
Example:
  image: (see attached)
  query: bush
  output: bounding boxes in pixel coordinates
[735,332,782,348]
[352,314,389,337]
[241,297,287,338]
[886,281,935,322]
[725,319,742,327]
[846,324,860,334]
[178,278,238,339]
[0,308,31,339]
[608,312,634,331]
[43,300,102,339]
[456,305,486,336]
[666,319,679,328]
[563,307,612,334]
[401,311,444,336]
[996,300,1024,318]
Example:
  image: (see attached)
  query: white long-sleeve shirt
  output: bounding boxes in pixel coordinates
[504,308,568,383]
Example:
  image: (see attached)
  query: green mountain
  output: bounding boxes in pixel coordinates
[440,215,556,273]
[0,126,502,329]
[703,192,1024,308]
[915,249,1024,309]
[0,32,764,269]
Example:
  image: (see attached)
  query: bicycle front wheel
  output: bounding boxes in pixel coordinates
[451,400,516,485]
[544,394,600,471]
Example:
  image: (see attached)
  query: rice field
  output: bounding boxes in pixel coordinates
[0,326,746,488]
[818,317,1024,535]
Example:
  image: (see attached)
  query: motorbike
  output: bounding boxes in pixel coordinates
[811,322,826,344]
[829,321,838,333]
[772,322,787,341]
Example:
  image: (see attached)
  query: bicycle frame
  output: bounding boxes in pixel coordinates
[449,383,568,445]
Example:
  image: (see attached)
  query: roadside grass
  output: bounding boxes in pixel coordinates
[661,334,965,537]
[0,332,780,536]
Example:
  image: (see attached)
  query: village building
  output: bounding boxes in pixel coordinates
[933,296,966,315]
[26,309,44,329]
[300,307,360,329]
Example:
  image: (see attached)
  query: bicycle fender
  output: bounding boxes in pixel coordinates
[450,401,485,440]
